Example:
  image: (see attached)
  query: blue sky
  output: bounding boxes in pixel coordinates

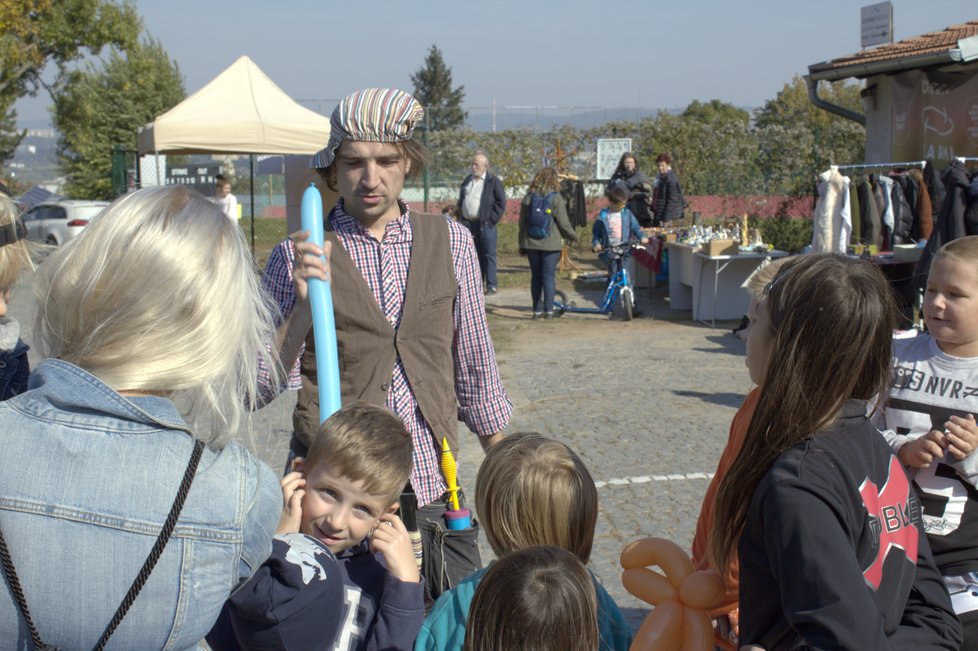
[14,0,977,127]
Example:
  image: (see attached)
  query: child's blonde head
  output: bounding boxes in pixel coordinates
[33,186,280,447]
[305,402,413,503]
[935,236,978,275]
[475,432,597,564]
[745,256,792,300]
[0,195,33,290]
[463,546,598,651]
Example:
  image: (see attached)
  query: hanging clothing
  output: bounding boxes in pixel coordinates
[889,175,915,246]
[560,178,587,229]
[875,175,895,249]
[849,179,861,243]
[924,160,945,218]
[914,160,976,297]
[856,176,882,248]
[908,168,934,242]
[811,168,851,253]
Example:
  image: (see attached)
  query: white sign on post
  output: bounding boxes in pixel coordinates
[596,138,633,181]
[861,1,893,49]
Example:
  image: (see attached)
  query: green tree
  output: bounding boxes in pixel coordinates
[0,95,23,165]
[0,0,140,167]
[52,38,184,198]
[410,44,466,132]
[754,75,865,194]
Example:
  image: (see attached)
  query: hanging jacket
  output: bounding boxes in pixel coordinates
[923,160,945,217]
[914,160,975,296]
[811,168,851,253]
[966,173,978,236]
[889,176,915,246]
[908,168,933,242]
[875,175,895,248]
[856,176,882,248]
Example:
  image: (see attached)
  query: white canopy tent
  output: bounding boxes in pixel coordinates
[136,55,329,249]
[137,55,329,156]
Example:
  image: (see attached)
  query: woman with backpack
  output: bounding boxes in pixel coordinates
[519,167,577,320]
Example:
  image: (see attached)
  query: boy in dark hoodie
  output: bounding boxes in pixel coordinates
[208,402,422,650]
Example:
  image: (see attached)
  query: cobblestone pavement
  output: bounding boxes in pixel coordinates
[11,270,752,634]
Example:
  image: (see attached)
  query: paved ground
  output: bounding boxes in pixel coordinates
[11,266,752,633]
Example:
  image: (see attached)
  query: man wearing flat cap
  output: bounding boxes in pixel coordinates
[259,88,512,602]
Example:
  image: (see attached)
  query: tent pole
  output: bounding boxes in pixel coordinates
[250,154,256,254]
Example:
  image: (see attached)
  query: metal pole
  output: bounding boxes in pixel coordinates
[250,154,255,254]
[422,112,430,212]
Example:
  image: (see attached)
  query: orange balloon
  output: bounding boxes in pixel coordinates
[620,538,694,588]
[622,567,678,606]
[680,607,714,651]
[630,600,684,651]
[678,570,726,610]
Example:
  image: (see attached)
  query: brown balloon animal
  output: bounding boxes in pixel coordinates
[620,537,726,651]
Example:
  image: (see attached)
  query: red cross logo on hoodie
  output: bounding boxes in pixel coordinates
[858,455,920,590]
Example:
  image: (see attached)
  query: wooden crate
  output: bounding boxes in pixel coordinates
[704,239,738,256]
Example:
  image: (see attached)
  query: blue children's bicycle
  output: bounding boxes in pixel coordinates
[553,243,640,321]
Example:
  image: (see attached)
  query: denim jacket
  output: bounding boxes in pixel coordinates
[591,207,644,264]
[0,360,282,650]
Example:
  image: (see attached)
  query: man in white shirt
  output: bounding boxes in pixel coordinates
[457,153,506,294]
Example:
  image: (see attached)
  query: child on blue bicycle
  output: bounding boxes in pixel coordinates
[592,185,648,278]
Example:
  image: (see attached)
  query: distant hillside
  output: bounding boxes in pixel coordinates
[7,129,59,186]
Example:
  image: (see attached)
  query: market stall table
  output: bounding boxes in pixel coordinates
[693,249,789,327]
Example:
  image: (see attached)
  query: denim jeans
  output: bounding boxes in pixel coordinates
[466,220,498,289]
[527,249,560,313]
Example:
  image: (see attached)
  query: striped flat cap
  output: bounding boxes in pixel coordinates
[310,88,425,168]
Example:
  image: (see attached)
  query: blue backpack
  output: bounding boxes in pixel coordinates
[527,192,557,239]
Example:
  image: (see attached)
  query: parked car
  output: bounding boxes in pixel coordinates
[22,200,110,246]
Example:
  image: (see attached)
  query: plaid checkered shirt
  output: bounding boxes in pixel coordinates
[258,199,512,507]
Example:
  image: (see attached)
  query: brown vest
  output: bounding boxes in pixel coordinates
[293,207,460,460]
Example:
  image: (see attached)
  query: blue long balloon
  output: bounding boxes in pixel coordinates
[300,184,342,423]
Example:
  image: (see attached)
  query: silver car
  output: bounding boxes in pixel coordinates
[22,200,110,246]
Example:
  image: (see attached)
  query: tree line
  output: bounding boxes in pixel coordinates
[0,6,864,201]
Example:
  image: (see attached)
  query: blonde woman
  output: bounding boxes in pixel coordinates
[0,186,282,649]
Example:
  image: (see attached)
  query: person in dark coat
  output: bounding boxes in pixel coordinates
[653,153,685,224]
[458,152,507,294]
[607,152,654,227]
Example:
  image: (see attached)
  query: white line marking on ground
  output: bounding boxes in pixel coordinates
[594,473,714,488]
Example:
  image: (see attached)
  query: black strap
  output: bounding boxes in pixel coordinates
[0,438,205,650]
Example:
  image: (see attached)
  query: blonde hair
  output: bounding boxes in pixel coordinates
[936,236,978,274]
[464,546,598,651]
[33,186,280,448]
[0,195,34,290]
[305,401,413,502]
[745,256,792,299]
[475,432,597,563]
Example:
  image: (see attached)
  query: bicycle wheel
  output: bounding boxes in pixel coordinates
[554,290,568,316]
[622,288,634,321]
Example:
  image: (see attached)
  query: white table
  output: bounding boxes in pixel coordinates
[664,242,700,311]
[692,249,788,327]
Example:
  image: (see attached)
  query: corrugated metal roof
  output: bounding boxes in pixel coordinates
[809,20,978,76]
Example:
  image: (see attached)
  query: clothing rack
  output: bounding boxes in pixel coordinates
[830,160,926,172]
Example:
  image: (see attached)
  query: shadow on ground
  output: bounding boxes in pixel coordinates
[671,390,745,409]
